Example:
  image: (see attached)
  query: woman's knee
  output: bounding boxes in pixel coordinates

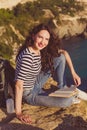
[53,54,66,69]
[60,54,66,64]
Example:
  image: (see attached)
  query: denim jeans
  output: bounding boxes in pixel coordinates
[23,54,73,107]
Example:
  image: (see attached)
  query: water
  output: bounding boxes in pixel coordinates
[63,37,87,91]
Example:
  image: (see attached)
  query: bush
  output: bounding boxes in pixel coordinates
[0,9,14,24]
[0,43,13,59]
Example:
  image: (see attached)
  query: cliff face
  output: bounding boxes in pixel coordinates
[0,100,87,130]
[0,0,87,61]
[53,13,87,39]
[0,0,87,39]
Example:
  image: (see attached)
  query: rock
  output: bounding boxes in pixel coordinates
[0,100,87,130]
[83,31,87,38]
[0,26,6,36]
[43,9,54,19]
[53,14,87,39]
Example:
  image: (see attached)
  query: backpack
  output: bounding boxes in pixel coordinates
[0,58,15,107]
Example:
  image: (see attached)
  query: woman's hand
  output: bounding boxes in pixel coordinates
[60,50,81,87]
[16,113,32,124]
[72,72,81,87]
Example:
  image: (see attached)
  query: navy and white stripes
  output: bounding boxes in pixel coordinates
[15,48,41,90]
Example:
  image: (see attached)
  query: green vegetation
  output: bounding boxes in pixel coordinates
[0,0,84,60]
[0,9,14,25]
[0,43,13,59]
[0,0,84,26]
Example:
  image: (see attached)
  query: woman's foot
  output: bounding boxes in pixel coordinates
[72,97,81,104]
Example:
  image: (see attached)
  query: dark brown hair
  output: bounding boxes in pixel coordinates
[16,23,62,76]
[16,23,52,58]
[41,35,62,76]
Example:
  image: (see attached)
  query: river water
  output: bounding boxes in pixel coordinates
[63,37,87,91]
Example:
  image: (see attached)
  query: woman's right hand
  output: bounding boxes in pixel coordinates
[16,113,32,124]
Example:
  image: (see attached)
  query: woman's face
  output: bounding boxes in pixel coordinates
[33,30,50,51]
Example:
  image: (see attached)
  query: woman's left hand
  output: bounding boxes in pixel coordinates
[72,72,81,87]
[16,113,32,124]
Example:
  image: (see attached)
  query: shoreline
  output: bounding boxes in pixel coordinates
[62,35,87,45]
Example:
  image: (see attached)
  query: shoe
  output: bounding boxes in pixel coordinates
[72,97,81,104]
[76,88,87,101]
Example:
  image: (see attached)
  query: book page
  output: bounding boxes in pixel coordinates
[49,85,78,98]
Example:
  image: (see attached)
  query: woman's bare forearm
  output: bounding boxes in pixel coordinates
[15,80,23,115]
[60,49,75,75]
[60,49,81,86]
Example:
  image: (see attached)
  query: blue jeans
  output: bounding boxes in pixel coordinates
[23,54,73,107]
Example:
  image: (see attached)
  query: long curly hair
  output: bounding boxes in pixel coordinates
[16,23,62,76]
[41,35,62,76]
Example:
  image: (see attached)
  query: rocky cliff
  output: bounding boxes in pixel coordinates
[53,12,87,39]
[0,0,87,39]
[0,100,87,130]
[0,0,87,61]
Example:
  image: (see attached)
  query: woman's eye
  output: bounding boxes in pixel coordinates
[38,35,42,38]
[46,38,49,41]
[37,35,49,41]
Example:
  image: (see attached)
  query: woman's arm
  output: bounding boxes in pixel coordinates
[60,49,81,86]
[15,80,32,124]
[15,80,23,115]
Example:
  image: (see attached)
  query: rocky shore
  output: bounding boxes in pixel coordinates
[0,100,87,130]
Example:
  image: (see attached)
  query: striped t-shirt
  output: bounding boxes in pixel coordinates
[15,48,41,90]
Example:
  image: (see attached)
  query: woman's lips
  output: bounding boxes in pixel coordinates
[38,43,44,48]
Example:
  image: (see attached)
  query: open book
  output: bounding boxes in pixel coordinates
[49,85,78,98]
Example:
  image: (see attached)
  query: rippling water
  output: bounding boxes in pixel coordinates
[63,37,87,91]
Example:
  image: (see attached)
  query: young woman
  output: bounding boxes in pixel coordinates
[15,23,81,124]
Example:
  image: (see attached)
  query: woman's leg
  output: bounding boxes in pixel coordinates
[23,54,74,108]
[23,70,73,108]
[76,88,87,101]
[32,53,66,94]
[23,91,73,108]
[53,54,66,88]
[32,71,51,94]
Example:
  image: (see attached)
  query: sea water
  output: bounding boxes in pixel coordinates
[63,37,87,91]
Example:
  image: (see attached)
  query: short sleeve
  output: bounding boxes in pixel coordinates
[15,54,33,81]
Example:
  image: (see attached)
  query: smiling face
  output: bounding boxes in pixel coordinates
[33,30,50,51]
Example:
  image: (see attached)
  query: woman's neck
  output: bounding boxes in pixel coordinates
[28,46,40,55]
